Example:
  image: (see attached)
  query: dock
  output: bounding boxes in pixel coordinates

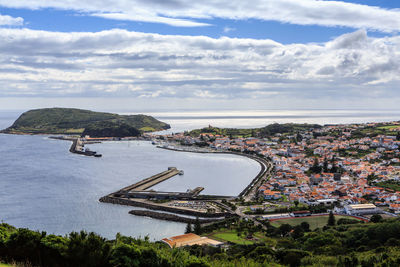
[100,167,236,222]
[120,167,180,192]
[68,137,102,157]
[111,167,204,200]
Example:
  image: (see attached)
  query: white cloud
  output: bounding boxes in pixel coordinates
[1,0,400,31]
[223,26,235,33]
[0,28,399,103]
[91,12,210,27]
[0,14,23,26]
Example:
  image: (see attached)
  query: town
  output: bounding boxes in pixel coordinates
[153,121,400,220]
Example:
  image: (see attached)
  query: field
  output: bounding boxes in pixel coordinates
[270,215,363,230]
[206,229,267,245]
[376,181,400,192]
[377,125,400,130]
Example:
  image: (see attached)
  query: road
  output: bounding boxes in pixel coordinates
[242,158,273,202]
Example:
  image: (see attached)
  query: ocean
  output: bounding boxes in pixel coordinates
[1,109,400,240]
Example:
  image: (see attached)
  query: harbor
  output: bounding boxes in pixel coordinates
[100,166,232,220]
[99,143,271,225]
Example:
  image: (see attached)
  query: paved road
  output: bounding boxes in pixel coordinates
[243,159,273,202]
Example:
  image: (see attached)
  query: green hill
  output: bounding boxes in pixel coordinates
[1,108,170,136]
[187,123,321,138]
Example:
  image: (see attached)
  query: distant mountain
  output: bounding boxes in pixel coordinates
[1,108,170,136]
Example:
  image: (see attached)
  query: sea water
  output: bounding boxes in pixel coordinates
[1,108,400,240]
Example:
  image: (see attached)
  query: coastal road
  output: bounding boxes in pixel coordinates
[242,158,272,202]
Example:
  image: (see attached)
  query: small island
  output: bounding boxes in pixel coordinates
[0,107,170,137]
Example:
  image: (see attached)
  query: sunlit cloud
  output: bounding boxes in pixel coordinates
[0,13,23,26]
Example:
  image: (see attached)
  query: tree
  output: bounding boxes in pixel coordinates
[294,200,299,207]
[300,222,310,232]
[296,133,302,143]
[310,157,322,173]
[367,173,378,185]
[185,223,193,234]
[194,218,201,235]
[323,158,329,172]
[330,156,338,173]
[292,225,304,239]
[278,224,293,236]
[327,211,335,226]
[370,214,383,223]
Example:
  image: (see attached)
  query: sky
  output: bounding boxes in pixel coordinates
[0,0,400,111]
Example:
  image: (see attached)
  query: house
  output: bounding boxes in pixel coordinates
[161,233,223,248]
[389,203,400,214]
[263,189,282,200]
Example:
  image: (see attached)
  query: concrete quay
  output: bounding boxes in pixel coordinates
[50,136,102,157]
[128,210,228,224]
[111,167,206,200]
[69,138,102,157]
[120,167,180,192]
[99,196,231,218]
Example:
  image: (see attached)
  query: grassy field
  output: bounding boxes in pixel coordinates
[377,125,400,130]
[270,215,363,230]
[206,230,255,245]
[0,263,12,267]
[140,126,156,132]
[376,181,400,192]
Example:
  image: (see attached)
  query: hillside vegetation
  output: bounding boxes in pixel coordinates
[3,218,400,266]
[187,123,321,138]
[1,108,170,136]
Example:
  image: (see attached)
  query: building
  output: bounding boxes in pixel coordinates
[262,213,291,220]
[291,210,311,217]
[316,198,337,206]
[161,233,223,248]
[263,189,282,200]
[344,204,380,215]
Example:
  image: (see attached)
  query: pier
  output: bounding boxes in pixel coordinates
[120,167,180,192]
[69,138,102,157]
[50,136,102,157]
[107,167,204,200]
[100,167,231,220]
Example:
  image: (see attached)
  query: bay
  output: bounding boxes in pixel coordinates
[0,133,259,240]
[1,108,400,240]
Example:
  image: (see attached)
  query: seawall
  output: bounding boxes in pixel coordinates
[128,210,227,224]
[99,196,232,218]
[158,146,270,198]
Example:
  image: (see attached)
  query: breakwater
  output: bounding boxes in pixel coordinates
[99,196,231,218]
[50,136,102,157]
[128,210,227,224]
[69,138,102,157]
[158,145,271,198]
[120,167,180,192]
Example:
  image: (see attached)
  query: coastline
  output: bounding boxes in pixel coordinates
[157,145,272,199]
[99,142,272,224]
